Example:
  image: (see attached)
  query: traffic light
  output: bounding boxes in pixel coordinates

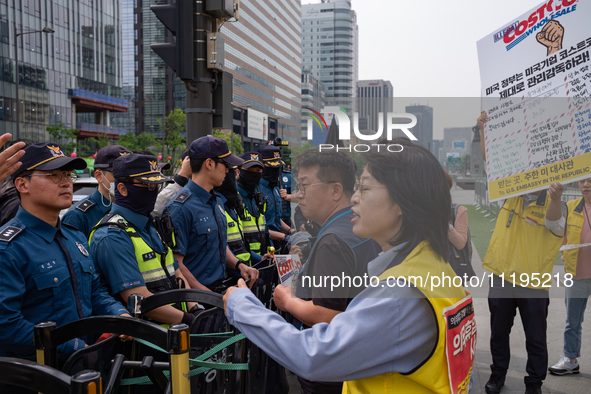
[150,0,194,81]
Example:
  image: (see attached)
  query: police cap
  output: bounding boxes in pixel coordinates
[240,151,264,169]
[189,136,243,167]
[113,154,172,184]
[12,142,87,181]
[257,145,284,167]
[94,145,132,171]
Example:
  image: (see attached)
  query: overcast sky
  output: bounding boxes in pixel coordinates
[302,0,544,138]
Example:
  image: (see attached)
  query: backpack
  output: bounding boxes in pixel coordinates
[449,203,476,280]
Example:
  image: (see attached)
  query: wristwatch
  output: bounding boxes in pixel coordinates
[235,259,247,271]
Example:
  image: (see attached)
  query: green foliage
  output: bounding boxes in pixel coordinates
[86,133,111,150]
[46,123,88,156]
[282,146,292,167]
[159,108,187,174]
[213,129,244,156]
[119,132,161,155]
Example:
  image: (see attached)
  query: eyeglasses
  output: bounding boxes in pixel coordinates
[354,183,388,198]
[131,181,159,191]
[213,159,231,169]
[26,171,78,184]
[295,181,336,195]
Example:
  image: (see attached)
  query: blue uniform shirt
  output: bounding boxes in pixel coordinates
[166,180,227,286]
[258,178,282,232]
[0,207,127,361]
[90,204,179,296]
[280,171,291,219]
[62,188,111,238]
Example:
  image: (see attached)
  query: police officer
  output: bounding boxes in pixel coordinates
[280,165,293,228]
[89,154,198,326]
[0,143,129,368]
[214,166,253,270]
[62,145,131,237]
[258,145,291,251]
[167,136,258,292]
[237,152,273,259]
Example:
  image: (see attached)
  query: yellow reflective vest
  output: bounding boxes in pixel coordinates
[343,241,470,394]
[482,192,564,289]
[224,208,252,264]
[563,198,586,276]
[89,213,177,295]
[241,197,269,256]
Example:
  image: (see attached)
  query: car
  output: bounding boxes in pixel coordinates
[59,176,99,218]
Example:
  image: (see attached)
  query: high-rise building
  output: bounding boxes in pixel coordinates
[1,0,128,141]
[357,79,393,134]
[405,105,434,154]
[301,70,325,141]
[120,0,302,150]
[443,127,472,156]
[111,0,184,138]
[302,0,358,116]
[222,0,303,150]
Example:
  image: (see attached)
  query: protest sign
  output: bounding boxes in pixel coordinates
[443,295,477,394]
[275,254,302,287]
[477,0,591,201]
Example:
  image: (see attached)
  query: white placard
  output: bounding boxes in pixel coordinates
[477,0,591,201]
[247,109,268,140]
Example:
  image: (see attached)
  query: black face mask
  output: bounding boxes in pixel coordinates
[262,167,281,187]
[115,182,158,217]
[214,171,240,209]
[238,169,263,193]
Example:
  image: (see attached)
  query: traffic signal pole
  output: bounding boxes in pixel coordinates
[152,0,235,147]
[185,0,213,143]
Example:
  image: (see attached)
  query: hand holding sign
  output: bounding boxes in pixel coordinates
[548,182,564,201]
[536,20,564,56]
[272,284,292,312]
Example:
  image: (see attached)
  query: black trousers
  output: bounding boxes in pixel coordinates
[488,275,549,386]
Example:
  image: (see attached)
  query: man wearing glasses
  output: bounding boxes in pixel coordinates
[0,143,129,370]
[167,136,258,292]
[88,154,202,326]
[272,149,381,394]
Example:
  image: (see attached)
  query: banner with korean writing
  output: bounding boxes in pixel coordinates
[443,295,476,394]
[477,0,591,201]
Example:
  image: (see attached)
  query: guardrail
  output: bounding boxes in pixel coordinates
[69,89,129,108]
[76,122,127,135]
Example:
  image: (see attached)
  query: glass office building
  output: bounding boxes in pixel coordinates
[302,0,359,117]
[0,0,128,140]
[222,0,302,148]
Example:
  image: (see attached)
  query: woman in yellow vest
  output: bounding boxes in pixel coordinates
[223,139,475,394]
[549,177,591,376]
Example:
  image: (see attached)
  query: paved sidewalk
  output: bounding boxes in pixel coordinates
[453,188,591,394]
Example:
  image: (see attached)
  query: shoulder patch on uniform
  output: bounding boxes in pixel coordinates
[75,199,95,212]
[174,192,190,204]
[0,226,24,242]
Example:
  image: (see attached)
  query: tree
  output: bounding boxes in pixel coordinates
[213,129,244,156]
[86,133,111,151]
[159,109,187,174]
[119,132,161,155]
[46,123,88,156]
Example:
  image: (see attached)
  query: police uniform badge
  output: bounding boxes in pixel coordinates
[218,205,225,216]
[76,241,90,257]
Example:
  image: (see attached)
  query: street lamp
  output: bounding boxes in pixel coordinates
[14,24,55,139]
